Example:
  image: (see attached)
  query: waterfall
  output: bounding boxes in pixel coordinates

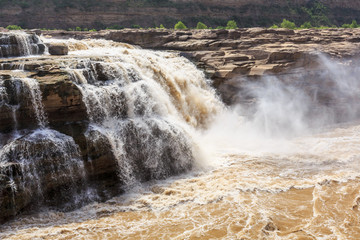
[0,32,45,57]
[0,75,90,216]
[63,43,223,188]
[0,37,224,220]
[21,78,48,128]
[0,129,89,209]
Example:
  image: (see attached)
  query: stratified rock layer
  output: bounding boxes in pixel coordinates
[44,28,360,103]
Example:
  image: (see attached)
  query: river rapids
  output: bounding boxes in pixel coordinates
[0,34,360,239]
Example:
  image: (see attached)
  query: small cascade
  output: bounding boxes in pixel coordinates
[21,78,48,128]
[0,32,45,57]
[0,129,89,211]
[0,76,47,134]
[0,75,90,218]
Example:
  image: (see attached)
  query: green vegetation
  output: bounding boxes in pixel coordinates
[174,21,187,29]
[159,24,165,29]
[1,0,360,30]
[300,21,313,29]
[225,20,237,29]
[6,25,22,30]
[301,1,330,28]
[343,20,360,28]
[196,22,208,29]
[280,19,296,29]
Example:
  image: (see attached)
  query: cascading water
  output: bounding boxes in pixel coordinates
[0,74,90,218]
[0,32,45,57]
[0,37,224,222]
[1,34,360,240]
[64,43,222,189]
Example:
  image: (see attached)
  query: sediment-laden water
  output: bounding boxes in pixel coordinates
[1,123,360,239]
[1,33,360,239]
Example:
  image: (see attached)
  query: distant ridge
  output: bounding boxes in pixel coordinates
[0,0,359,29]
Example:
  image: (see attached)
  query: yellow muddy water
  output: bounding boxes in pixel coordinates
[1,123,360,240]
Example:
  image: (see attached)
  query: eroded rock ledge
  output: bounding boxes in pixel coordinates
[42,28,360,103]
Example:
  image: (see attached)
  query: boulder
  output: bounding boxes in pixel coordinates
[47,43,69,55]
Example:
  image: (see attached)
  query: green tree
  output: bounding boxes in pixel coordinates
[6,25,22,30]
[350,20,359,28]
[226,20,237,29]
[300,21,313,29]
[75,26,82,31]
[280,19,296,29]
[159,24,165,29]
[270,24,279,29]
[301,1,330,27]
[196,22,208,29]
[174,21,187,29]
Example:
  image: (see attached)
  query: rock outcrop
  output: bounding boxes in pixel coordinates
[44,28,360,104]
[47,43,69,55]
[0,32,45,57]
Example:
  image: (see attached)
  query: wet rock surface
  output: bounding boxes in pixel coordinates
[0,32,45,57]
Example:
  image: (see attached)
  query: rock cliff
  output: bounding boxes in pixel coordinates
[1,0,360,29]
[44,28,360,104]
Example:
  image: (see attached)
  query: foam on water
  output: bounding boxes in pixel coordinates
[1,37,360,239]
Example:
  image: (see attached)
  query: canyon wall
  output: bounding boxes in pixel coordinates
[1,0,360,29]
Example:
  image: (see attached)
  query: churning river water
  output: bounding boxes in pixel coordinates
[1,36,360,240]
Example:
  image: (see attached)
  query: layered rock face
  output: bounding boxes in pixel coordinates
[0,32,45,57]
[1,0,360,29]
[45,28,360,104]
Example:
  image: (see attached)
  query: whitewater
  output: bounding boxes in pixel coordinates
[0,35,360,239]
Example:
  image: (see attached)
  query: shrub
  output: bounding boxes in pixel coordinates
[300,21,313,29]
[196,22,208,29]
[216,26,225,29]
[159,24,165,29]
[75,26,82,31]
[342,23,351,28]
[174,21,187,29]
[226,20,237,29]
[280,19,296,29]
[6,25,22,30]
[350,20,359,28]
[89,29,97,32]
[131,24,141,29]
[270,24,279,29]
